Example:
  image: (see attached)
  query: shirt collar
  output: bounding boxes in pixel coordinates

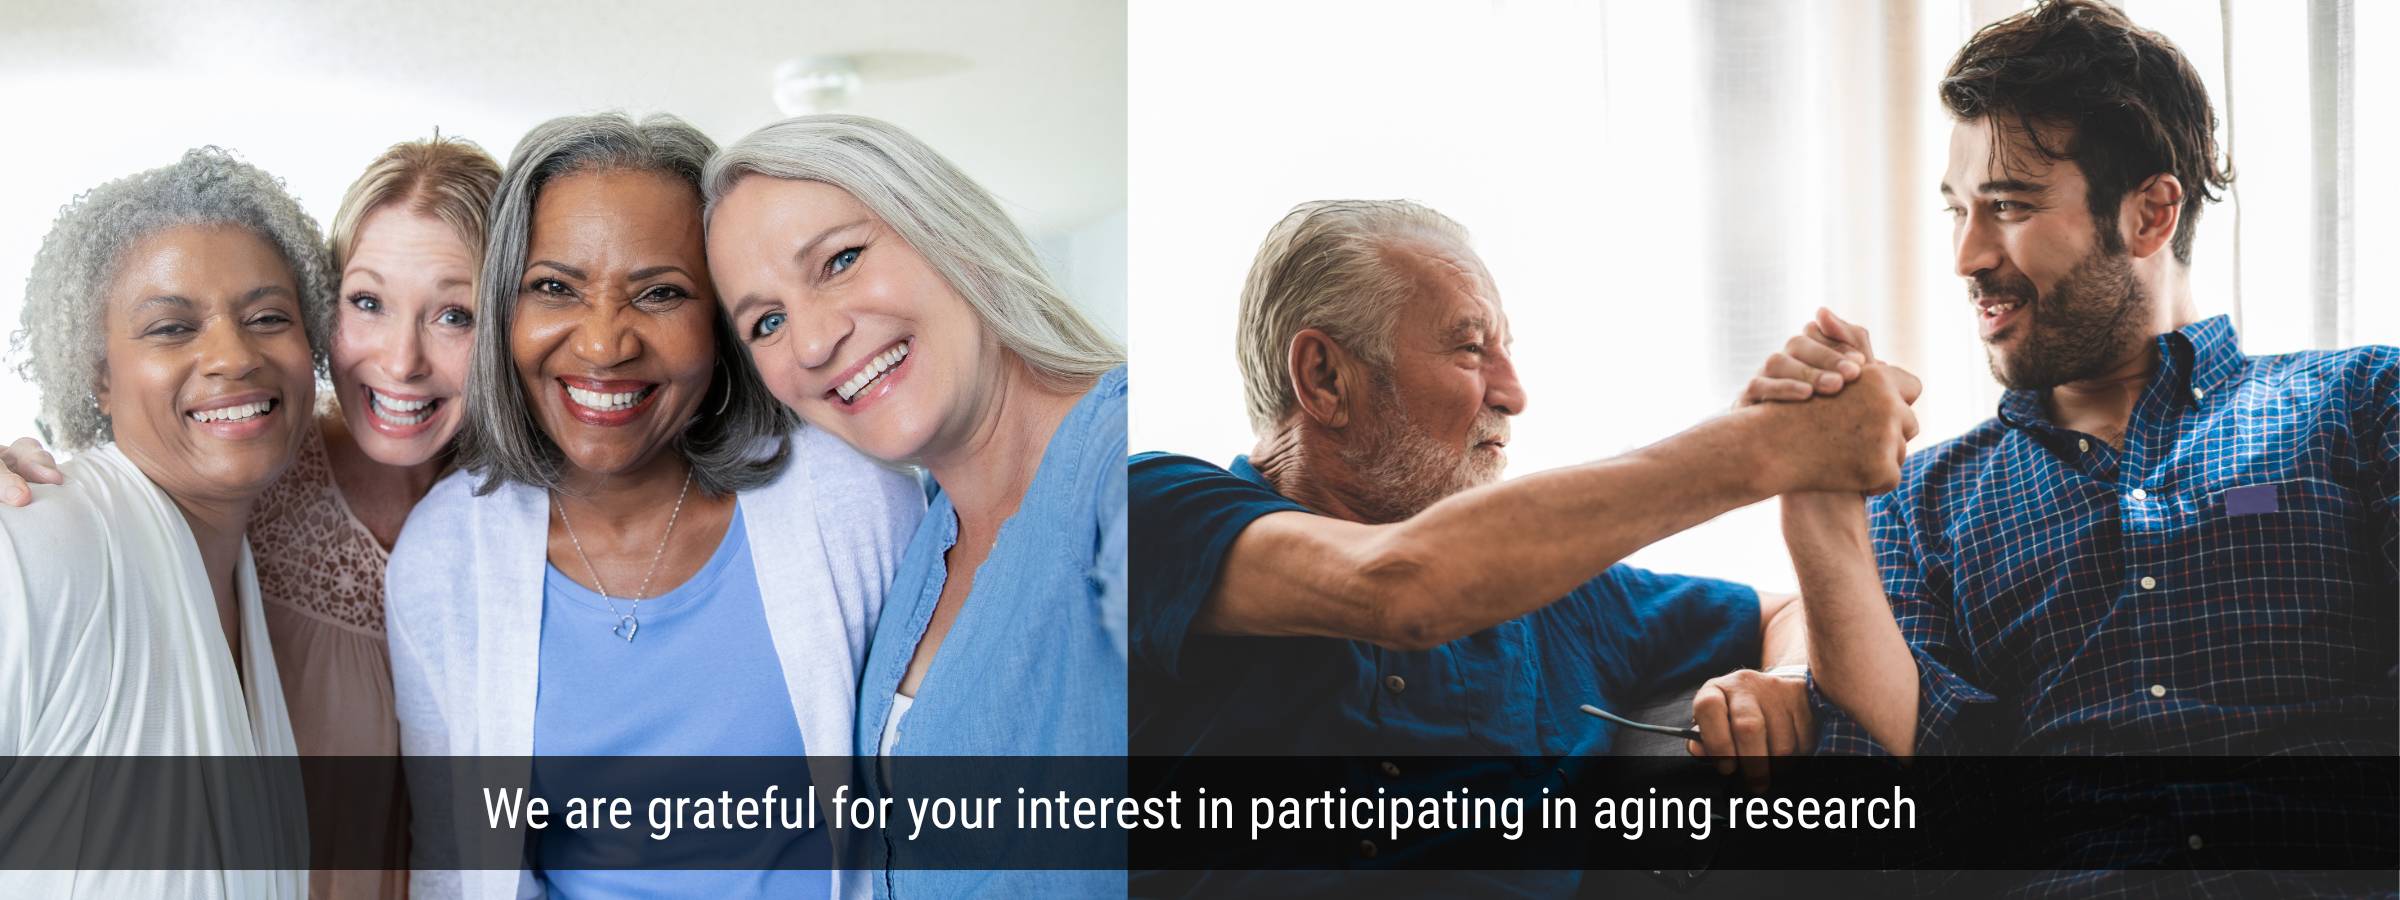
[1995,314,2242,431]
[1230,455,1277,491]
[2178,314,2243,396]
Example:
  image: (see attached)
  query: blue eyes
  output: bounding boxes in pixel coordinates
[745,246,861,341]
[352,294,473,329]
[753,312,788,339]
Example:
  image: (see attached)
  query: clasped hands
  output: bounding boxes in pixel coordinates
[1686,308,1917,785]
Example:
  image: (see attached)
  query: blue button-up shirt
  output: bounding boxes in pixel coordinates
[854,366,1127,898]
[1816,316,2399,756]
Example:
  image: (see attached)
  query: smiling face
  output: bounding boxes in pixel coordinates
[1338,242,1523,521]
[98,223,316,508]
[510,167,717,481]
[709,175,997,466]
[331,207,477,465]
[1942,116,2148,390]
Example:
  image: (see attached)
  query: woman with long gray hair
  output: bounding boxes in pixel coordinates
[703,114,1126,897]
[383,112,921,900]
[0,147,321,899]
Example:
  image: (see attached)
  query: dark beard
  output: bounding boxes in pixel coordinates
[1979,244,2148,391]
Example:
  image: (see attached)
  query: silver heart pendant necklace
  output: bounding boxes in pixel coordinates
[555,468,693,643]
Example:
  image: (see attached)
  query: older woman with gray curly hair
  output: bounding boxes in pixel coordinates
[386,112,922,900]
[0,136,499,899]
[0,147,324,898]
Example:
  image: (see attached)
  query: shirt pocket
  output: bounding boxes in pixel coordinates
[2175,475,2384,701]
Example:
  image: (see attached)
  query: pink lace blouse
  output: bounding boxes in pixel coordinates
[248,421,408,899]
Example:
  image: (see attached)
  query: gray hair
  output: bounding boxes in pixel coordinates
[12,147,333,450]
[701,114,1122,392]
[460,112,795,496]
[1234,199,1475,434]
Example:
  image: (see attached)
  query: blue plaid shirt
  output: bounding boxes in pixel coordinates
[1816,316,2399,756]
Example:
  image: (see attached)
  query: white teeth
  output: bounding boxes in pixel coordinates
[566,384,651,411]
[373,390,434,412]
[836,342,911,403]
[191,400,273,423]
[368,388,438,426]
[1982,302,2019,318]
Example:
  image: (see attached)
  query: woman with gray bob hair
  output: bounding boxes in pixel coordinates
[460,113,790,496]
[2,146,321,897]
[385,112,923,900]
[702,114,1126,897]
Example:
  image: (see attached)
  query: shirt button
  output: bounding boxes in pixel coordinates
[2139,576,2157,590]
[1358,839,1379,859]
[1380,761,1402,777]
[2077,438,2091,453]
[1384,675,1407,694]
[2191,387,2206,401]
[2187,834,2203,850]
[2149,684,2168,698]
[2129,488,2148,500]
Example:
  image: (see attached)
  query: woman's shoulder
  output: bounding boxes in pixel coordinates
[746,427,926,560]
[0,447,148,634]
[389,468,535,578]
[779,426,925,508]
[0,452,118,567]
[1047,367,1129,518]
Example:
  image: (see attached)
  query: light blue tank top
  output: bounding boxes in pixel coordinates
[532,508,827,899]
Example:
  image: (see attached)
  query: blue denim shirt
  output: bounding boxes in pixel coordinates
[853,366,1127,898]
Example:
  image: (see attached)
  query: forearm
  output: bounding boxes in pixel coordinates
[1781,492,1920,756]
[1759,592,1809,669]
[1201,406,1791,649]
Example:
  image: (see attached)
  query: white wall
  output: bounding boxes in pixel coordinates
[1033,208,1130,344]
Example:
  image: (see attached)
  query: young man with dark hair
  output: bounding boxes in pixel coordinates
[1762,0,2394,887]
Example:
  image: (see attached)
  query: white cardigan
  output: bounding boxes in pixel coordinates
[386,427,922,900]
[0,443,302,899]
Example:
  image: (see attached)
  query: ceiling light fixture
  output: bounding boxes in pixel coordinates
[773,55,863,115]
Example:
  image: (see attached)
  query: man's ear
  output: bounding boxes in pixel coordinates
[2120,173,2184,260]
[1287,327,1360,429]
[93,365,110,419]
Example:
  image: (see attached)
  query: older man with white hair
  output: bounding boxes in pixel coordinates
[1129,199,1921,893]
